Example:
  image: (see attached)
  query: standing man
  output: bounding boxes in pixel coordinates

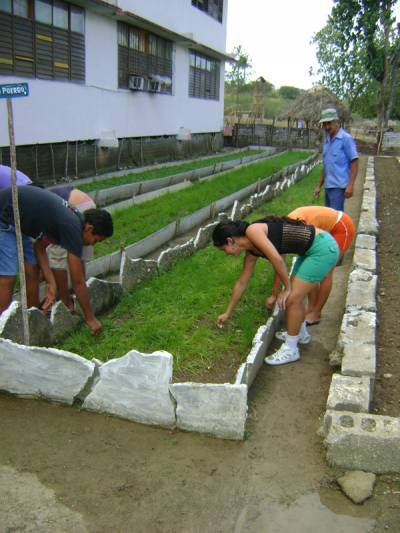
[314,108,359,211]
[0,186,113,335]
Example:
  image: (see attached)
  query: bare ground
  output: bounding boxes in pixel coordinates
[0,155,399,533]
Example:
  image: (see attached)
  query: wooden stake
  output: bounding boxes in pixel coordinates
[6,98,30,345]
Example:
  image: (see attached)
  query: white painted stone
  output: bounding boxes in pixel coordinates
[0,302,52,346]
[230,200,240,221]
[50,301,82,343]
[0,338,94,404]
[353,248,376,272]
[170,383,248,440]
[86,277,123,315]
[327,374,371,413]
[355,234,376,251]
[83,350,176,428]
[119,254,158,292]
[194,221,219,249]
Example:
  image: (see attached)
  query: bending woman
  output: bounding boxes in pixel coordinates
[212,216,339,366]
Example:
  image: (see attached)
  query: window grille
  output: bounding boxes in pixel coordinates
[0,0,85,82]
[118,22,172,94]
[189,50,219,100]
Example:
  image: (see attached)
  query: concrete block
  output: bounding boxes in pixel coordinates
[323,410,400,473]
[353,248,376,272]
[355,234,376,250]
[235,363,247,385]
[119,254,158,292]
[358,211,378,235]
[345,272,377,312]
[170,383,248,440]
[50,301,82,343]
[86,278,123,315]
[338,311,376,349]
[0,302,52,346]
[194,222,219,249]
[83,350,176,428]
[341,342,376,378]
[0,338,94,404]
[245,318,278,387]
[327,374,372,413]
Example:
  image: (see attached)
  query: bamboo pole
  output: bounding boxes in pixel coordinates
[6,98,30,345]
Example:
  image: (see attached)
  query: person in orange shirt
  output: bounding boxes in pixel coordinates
[267,205,355,325]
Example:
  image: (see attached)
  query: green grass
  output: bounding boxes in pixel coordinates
[79,149,264,193]
[94,151,312,258]
[59,164,323,382]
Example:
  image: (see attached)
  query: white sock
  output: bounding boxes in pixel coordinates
[285,334,299,351]
[300,321,308,337]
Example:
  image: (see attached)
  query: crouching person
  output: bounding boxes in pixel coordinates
[0,186,113,335]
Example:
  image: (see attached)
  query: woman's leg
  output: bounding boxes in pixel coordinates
[305,269,334,324]
[286,276,318,336]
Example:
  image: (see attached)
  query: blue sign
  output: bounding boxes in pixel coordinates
[0,82,29,99]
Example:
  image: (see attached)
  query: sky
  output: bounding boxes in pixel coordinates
[225,0,342,90]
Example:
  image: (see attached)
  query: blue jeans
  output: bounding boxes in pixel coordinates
[325,188,345,211]
[0,222,36,275]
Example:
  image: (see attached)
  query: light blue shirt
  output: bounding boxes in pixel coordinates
[323,128,358,189]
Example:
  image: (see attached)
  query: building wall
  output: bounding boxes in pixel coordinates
[0,1,226,147]
[119,0,228,52]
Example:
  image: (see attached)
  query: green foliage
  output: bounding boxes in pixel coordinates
[79,149,263,193]
[225,45,253,88]
[58,165,323,381]
[278,86,302,100]
[312,0,400,123]
[94,152,311,258]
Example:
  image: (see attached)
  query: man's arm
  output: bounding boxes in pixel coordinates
[67,253,101,335]
[33,240,57,311]
[314,169,324,198]
[344,159,359,198]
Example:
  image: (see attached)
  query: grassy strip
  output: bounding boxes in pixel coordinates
[79,149,264,193]
[59,165,323,383]
[94,151,311,258]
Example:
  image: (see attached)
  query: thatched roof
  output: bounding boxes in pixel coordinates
[279,85,351,124]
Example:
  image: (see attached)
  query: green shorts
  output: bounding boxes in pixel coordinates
[291,232,339,283]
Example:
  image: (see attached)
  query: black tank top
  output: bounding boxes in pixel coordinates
[249,220,315,256]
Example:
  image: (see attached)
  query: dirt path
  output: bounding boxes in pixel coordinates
[1,156,399,533]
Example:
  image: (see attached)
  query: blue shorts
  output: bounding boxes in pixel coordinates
[325,188,345,211]
[0,222,36,275]
[291,232,339,283]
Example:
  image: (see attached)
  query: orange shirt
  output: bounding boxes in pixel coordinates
[288,206,341,231]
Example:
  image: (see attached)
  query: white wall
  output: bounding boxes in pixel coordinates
[0,4,226,147]
[118,0,228,53]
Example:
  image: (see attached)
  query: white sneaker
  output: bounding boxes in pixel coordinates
[275,329,311,344]
[264,344,300,366]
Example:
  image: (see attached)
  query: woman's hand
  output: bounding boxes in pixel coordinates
[266,294,277,310]
[41,283,57,313]
[277,288,291,310]
[217,313,230,329]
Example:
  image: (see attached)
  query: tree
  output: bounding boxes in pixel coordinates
[311,17,371,110]
[225,45,252,88]
[312,0,400,151]
[278,86,302,100]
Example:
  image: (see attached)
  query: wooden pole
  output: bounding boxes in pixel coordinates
[6,98,30,345]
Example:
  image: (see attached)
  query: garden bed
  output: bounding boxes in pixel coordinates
[59,165,323,383]
[77,148,265,193]
[93,151,311,258]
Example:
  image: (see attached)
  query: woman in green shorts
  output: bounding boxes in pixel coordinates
[212,215,339,365]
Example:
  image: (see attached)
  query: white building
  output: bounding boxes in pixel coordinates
[0,0,230,180]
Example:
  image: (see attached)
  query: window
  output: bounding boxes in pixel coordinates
[192,0,223,23]
[118,22,173,94]
[189,50,219,100]
[0,0,85,82]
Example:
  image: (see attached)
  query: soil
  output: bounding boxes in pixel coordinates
[372,156,400,417]
[0,155,399,532]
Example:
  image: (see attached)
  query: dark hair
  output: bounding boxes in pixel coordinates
[212,221,249,247]
[84,208,113,237]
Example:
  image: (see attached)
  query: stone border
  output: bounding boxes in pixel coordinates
[0,156,320,440]
[320,156,400,473]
